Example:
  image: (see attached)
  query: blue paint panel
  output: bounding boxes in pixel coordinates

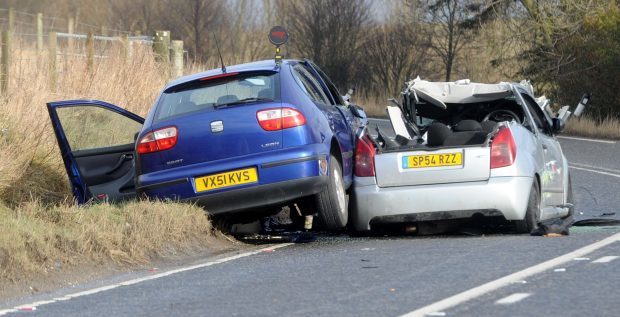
[49,59,364,212]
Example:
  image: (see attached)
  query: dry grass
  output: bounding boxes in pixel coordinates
[564,116,620,140]
[0,41,228,283]
[0,41,172,205]
[356,95,389,118]
[0,200,217,281]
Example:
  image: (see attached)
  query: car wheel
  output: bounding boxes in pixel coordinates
[515,179,540,234]
[315,154,348,230]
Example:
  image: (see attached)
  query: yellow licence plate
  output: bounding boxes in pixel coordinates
[195,168,258,192]
[403,152,463,169]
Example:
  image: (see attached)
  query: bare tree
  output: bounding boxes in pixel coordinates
[161,0,224,62]
[424,0,483,81]
[360,22,432,97]
[277,0,371,90]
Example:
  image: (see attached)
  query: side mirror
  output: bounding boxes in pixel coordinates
[349,104,367,119]
[552,118,565,133]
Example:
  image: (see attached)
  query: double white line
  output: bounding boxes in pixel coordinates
[569,162,620,178]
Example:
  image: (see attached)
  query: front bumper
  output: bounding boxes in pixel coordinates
[351,176,533,231]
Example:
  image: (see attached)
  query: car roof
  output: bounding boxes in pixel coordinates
[164,59,297,90]
[410,79,518,104]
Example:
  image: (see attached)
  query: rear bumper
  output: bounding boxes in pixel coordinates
[136,144,329,215]
[351,176,533,231]
[183,176,327,215]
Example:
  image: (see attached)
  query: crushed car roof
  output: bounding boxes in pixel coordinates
[406,78,534,108]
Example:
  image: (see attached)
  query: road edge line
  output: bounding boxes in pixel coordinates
[557,136,616,144]
[0,243,293,316]
[569,165,620,178]
[400,232,620,317]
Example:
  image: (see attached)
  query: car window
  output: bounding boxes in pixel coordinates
[155,72,279,121]
[291,65,331,104]
[521,94,552,135]
[56,106,142,151]
[306,61,345,106]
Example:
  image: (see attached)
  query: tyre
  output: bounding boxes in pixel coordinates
[515,179,540,234]
[315,154,348,230]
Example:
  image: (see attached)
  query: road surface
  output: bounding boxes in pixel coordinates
[1,120,618,316]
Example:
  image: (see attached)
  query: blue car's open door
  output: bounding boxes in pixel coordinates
[47,100,144,204]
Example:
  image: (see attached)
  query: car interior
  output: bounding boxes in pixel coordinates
[376,97,525,151]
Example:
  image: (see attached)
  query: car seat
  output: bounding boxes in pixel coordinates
[426,122,452,146]
[453,119,482,132]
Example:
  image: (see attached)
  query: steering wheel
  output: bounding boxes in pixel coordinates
[483,109,521,124]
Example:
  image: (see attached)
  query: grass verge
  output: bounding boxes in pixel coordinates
[0,200,223,283]
[564,116,620,140]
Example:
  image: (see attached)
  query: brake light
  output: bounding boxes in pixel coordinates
[490,127,516,169]
[137,126,178,154]
[199,72,239,81]
[355,134,376,177]
[256,107,306,131]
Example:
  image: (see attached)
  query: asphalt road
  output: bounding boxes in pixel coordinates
[1,120,619,317]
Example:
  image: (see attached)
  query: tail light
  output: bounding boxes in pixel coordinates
[137,126,178,154]
[355,134,376,177]
[256,107,306,131]
[490,127,516,169]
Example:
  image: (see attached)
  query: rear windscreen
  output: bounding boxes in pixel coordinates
[155,71,280,121]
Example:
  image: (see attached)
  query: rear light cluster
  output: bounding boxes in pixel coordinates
[355,134,376,177]
[490,127,517,169]
[256,107,306,131]
[137,126,178,154]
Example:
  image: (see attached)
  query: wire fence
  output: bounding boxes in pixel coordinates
[0,7,186,94]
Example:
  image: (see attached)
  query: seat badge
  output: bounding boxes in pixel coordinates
[211,120,224,133]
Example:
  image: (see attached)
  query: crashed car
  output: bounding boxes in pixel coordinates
[351,78,584,233]
[47,59,366,230]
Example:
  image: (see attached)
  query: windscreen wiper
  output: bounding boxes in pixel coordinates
[214,97,274,109]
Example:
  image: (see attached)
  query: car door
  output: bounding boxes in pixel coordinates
[47,100,144,204]
[519,93,565,217]
[302,61,355,185]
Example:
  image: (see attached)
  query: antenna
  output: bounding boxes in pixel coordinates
[212,32,226,73]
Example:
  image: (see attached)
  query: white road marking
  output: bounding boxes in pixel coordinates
[592,255,619,263]
[399,232,620,317]
[569,165,620,179]
[573,257,590,261]
[570,162,620,174]
[557,136,616,144]
[0,243,293,316]
[495,293,531,305]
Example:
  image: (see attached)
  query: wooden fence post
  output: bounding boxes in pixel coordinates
[67,17,75,53]
[86,32,94,72]
[120,34,128,61]
[153,30,170,63]
[1,31,10,94]
[48,32,57,91]
[172,40,184,78]
[8,8,14,33]
[37,13,44,53]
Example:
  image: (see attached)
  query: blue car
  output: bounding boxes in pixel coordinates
[47,59,367,229]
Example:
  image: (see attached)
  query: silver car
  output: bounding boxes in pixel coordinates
[351,79,582,233]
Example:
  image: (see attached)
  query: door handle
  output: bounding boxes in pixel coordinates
[105,154,134,175]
